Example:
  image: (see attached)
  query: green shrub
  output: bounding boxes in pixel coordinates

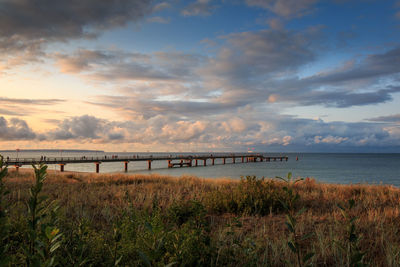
[205,176,285,216]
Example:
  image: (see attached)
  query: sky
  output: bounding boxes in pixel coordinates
[0,0,400,153]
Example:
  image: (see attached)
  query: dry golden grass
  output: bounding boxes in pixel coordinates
[4,169,400,266]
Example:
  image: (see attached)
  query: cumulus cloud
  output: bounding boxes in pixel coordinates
[0,117,36,140]
[48,115,126,142]
[246,0,318,18]
[1,114,400,152]
[181,0,217,16]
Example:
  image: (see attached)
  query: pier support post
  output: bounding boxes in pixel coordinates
[241,157,244,163]
[95,162,101,173]
[286,157,288,161]
[147,160,152,170]
[232,157,235,164]
[212,158,215,165]
[260,157,263,162]
[59,164,65,172]
[124,161,128,172]
[223,158,226,164]
[168,160,172,168]
[246,157,249,163]
[280,157,283,161]
[195,159,198,166]
[203,159,207,166]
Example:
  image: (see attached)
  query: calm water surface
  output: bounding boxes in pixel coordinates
[1,151,399,186]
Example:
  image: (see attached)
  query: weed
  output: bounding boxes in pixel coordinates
[277,172,314,267]
[0,155,10,265]
[336,199,368,267]
[24,163,63,266]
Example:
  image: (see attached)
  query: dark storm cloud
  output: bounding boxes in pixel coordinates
[0,117,36,140]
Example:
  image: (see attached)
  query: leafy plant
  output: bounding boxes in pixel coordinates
[336,199,368,267]
[24,163,62,267]
[0,155,10,265]
[276,172,314,267]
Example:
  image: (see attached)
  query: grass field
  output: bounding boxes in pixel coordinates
[2,163,400,266]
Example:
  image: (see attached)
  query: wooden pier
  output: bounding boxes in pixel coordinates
[4,154,288,173]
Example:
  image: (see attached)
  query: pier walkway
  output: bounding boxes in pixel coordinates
[4,154,289,173]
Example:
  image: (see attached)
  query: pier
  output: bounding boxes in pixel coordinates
[4,154,289,173]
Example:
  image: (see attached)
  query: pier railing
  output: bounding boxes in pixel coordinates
[4,154,288,173]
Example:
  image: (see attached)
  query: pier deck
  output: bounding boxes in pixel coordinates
[4,154,289,173]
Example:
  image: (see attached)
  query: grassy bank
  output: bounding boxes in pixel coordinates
[2,162,400,266]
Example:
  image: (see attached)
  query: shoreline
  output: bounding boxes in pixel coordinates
[5,167,399,189]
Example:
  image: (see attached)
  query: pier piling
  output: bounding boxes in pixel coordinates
[6,153,288,173]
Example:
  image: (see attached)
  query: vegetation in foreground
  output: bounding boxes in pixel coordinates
[2,158,400,266]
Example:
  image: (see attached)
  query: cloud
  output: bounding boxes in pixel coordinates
[0,0,153,66]
[368,114,400,123]
[200,28,318,83]
[0,97,65,105]
[55,49,205,82]
[153,2,171,12]
[307,47,400,84]
[0,97,66,116]
[246,0,318,18]
[147,16,171,24]
[181,0,217,16]
[0,117,36,140]
[58,27,400,121]
[1,113,400,152]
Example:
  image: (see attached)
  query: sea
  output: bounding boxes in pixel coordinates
[1,151,399,186]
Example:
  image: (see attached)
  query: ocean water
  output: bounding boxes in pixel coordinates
[1,151,399,186]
